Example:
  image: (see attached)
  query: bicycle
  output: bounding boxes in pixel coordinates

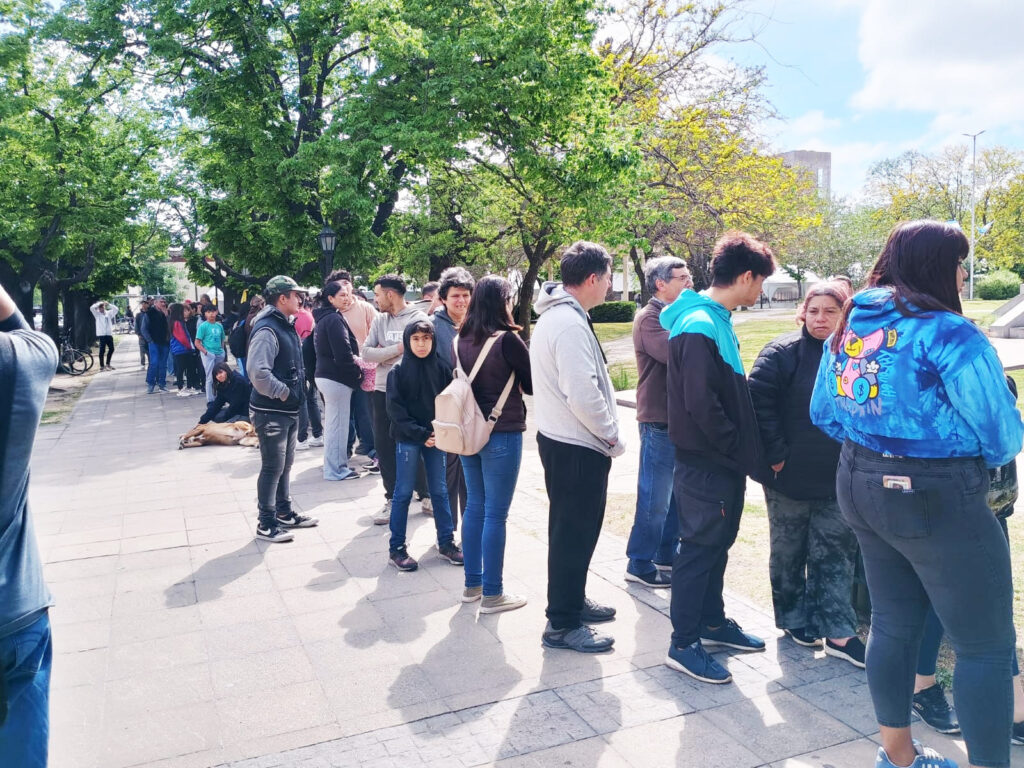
[58,333,95,376]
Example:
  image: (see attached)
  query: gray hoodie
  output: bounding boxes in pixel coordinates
[362,303,428,392]
[530,282,624,457]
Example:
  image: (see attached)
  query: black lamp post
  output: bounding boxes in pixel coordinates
[317,224,337,279]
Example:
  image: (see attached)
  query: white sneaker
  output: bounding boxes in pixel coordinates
[373,500,391,525]
[420,496,433,515]
[176,389,191,398]
[308,435,324,447]
[295,440,310,451]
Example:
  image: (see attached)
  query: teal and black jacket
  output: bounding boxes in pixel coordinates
[810,287,1023,468]
[661,290,764,477]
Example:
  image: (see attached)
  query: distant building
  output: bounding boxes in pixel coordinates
[781,150,832,196]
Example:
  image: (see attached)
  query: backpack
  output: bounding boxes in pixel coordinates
[301,332,317,384]
[228,319,248,358]
[432,333,515,456]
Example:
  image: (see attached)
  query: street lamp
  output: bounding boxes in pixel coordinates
[963,130,986,300]
[317,224,337,279]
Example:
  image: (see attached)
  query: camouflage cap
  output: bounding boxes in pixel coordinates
[265,275,306,294]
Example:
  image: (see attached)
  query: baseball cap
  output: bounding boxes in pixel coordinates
[265,275,306,294]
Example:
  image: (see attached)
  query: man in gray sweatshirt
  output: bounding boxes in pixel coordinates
[362,274,428,524]
[531,241,625,654]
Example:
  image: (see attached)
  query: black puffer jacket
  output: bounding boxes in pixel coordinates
[748,327,841,500]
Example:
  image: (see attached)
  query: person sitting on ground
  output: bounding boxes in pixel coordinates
[748,282,864,668]
[384,320,463,571]
[198,363,251,424]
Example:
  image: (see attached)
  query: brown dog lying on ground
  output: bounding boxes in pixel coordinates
[178,421,259,449]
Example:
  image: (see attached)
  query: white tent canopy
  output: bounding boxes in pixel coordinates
[761,268,824,302]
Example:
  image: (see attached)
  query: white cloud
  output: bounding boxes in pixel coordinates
[852,1,1024,136]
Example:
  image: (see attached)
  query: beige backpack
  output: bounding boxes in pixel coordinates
[432,333,515,455]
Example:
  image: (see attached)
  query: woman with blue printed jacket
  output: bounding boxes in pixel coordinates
[811,220,1024,768]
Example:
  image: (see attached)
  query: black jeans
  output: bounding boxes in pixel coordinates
[252,410,297,529]
[172,353,202,391]
[446,451,467,530]
[838,441,1013,768]
[97,335,114,367]
[371,390,427,500]
[669,456,745,648]
[538,433,611,631]
[298,379,323,441]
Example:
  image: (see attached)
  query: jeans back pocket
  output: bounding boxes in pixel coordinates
[865,480,933,539]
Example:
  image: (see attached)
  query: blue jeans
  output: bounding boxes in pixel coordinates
[625,422,679,576]
[389,441,455,552]
[349,387,375,456]
[0,612,52,768]
[838,441,1014,768]
[146,343,169,388]
[461,431,522,596]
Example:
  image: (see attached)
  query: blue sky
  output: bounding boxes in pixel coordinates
[724,0,1024,197]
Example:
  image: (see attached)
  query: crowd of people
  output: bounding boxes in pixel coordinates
[5,219,1024,768]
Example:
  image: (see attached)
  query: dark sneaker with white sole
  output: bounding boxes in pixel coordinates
[700,618,765,652]
[912,683,960,734]
[824,637,866,668]
[784,628,822,648]
[1011,720,1024,746]
[581,597,616,623]
[256,525,294,543]
[541,623,614,653]
[625,569,671,588]
[276,513,319,528]
[438,542,464,565]
[388,548,418,571]
[665,641,731,684]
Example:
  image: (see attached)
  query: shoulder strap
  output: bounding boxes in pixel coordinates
[487,369,517,423]
[456,332,502,384]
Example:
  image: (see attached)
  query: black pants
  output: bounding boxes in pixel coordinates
[252,410,297,528]
[538,433,611,631]
[173,353,203,390]
[669,456,745,648]
[446,451,467,530]
[371,390,428,500]
[97,335,114,367]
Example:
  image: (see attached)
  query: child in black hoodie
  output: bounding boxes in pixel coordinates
[385,321,463,570]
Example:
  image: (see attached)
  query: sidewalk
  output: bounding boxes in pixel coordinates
[34,341,1012,768]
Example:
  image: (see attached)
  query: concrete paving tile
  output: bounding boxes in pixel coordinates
[554,668,694,735]
[205,617,303,660]
[788,672,876,735]
[767,737,882,767]
[48,572,118,600]
[216,681,336,746]
[120,530,191,554]
[109,603,203,645]
[605,712,763,768]
[267,559,351,592]
[493,735,630,767]
[185,511,251,530]
[51,617,111,652]
[217,724,346,764]
[112,580,198,615]
[122,510,186,537]
[194,567,276,602]
[99,700,221,768]
[197,591,289,629]
[104,662,215,721]
[46,539,122,562]
[49,593,114,625]
[119,545,193,571]
[47,525,125,548]
[115,563,195,593]
[188,521,257,547]
[700,690,859,764]
[321,661,442,721]
[211,645,317,697]
[107,630,209,679]
[280,579,366,617]
[52,648,109,690]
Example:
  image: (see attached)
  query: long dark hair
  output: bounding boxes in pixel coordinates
[459,275,522,345]
[319,280,345,308]
[830,220,968,353]
[168,302,186,325]
[213,361,234,391]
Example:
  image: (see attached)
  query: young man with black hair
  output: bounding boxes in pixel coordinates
[0,282,57,765]
[363,275,429,524]
[431,267,475,527]
[531,241,624,654]
[248,275,319,543]
[661,231,775,684]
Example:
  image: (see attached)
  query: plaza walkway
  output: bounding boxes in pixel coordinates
[34,341,1016,768]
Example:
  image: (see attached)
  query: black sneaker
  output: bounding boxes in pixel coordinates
[824,637,866,668]
[785,628,823,648]
[541,622,614,653]
[389,548,418,571]
[581,597,616,623]
[276,513,318,528]
[912,683,960,734]
[1011,720,1024,746]
[438,542,464,565]
[365,458,381,474]
[255,524,294,543]
[624,569,672,589]
[700,618,765,652]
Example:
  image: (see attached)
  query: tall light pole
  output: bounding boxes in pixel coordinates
[317,224,337,280]
[963,130,985,300]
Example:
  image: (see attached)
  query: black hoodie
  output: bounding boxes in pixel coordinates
[385,324,453,444]
[199,370,252,424]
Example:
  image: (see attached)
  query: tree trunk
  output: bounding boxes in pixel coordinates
[0,260,39,323]
[40,281,61,343]
[69,290,96,350]
[631,245,650,305]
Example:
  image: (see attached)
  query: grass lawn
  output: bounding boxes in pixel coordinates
[592,321,634,344]
[962,298,1005,327]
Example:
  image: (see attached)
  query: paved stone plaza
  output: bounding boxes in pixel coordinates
[33,342,1021,768]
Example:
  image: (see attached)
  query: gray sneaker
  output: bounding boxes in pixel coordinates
[479,593,527,614]
[373,500,391,525]
[461,586,483,603]
[541,622,614,653]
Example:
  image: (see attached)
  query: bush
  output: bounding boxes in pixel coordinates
[590,301,636,323]
[976,270,1022,300]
